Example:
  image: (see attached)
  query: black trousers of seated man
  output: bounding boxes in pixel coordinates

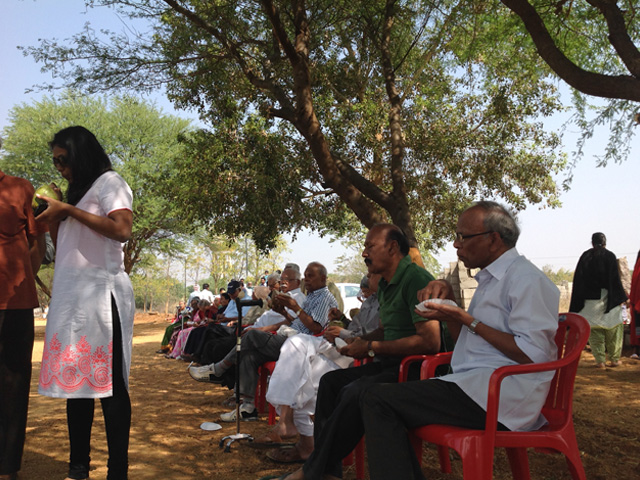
[302,359,401,479]
[302,363,507,480]
[362,379,509,480]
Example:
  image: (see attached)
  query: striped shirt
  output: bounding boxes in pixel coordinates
[291,286,337,335]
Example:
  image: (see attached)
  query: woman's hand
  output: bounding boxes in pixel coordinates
[34,195,68,223]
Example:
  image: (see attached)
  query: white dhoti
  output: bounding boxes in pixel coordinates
[265,334,352,436]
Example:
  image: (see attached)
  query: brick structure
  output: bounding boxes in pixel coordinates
[440,260,479,310]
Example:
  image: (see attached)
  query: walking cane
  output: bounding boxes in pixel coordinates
[219,297,264,452]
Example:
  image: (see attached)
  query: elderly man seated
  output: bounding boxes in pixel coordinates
[191,262,337,421]
[189,266,303,382]
[270,223,450,479]
[257,274,381,462]
[277,202,560,480]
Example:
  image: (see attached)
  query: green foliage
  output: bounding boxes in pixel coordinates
[0,92,196,272]
[542,264,574,285]
[496,0,640,169]
[20,0,570,253]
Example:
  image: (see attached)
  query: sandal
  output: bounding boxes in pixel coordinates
[266,446,307,464]
[248,430,297,449]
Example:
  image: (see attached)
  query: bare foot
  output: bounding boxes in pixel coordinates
[610,360,621,367]
[272,424,299,439]
[294,435,315,459]
[596,362,606,369]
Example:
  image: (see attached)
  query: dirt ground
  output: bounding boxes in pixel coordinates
[18,313,640,480]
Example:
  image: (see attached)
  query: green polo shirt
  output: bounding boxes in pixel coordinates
[377,255,435,341]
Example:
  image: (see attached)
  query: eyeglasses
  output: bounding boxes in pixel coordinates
[53,155,67,168]
[454,231,493,243]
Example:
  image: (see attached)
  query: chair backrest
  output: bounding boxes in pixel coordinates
[541,313,590,424]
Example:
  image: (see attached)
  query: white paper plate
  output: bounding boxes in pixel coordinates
[200,422,222,431]
[334,337,347,348]
[415,298,458,312]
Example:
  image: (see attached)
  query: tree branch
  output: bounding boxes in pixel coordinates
[586,0,640,78]
[501,0,640,101]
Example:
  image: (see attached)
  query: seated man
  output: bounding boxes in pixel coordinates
[192,262,336,421]
[276,223,449,479]
[189,266,304,371]
[260,273,381,462]
[285,201,560,480]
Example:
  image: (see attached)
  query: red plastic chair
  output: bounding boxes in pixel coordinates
[410,312,589,480]
[257,329,330,425]
[256,361,277,425]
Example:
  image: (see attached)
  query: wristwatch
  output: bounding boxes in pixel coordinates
[367,341,375,358]
[467,318,481,334]
[294,308,303,318]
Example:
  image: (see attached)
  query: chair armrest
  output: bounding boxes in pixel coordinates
[483,338,585,434]
[398,355,431,382]
[420,352,453,379]
[398,352,454,382]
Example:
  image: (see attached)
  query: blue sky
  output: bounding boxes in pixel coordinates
[2,0,638,274]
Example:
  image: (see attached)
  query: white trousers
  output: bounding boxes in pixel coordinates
[265,335,347,436]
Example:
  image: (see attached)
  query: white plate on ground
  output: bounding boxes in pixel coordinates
[200,422,222,431]
[415,298,458,312]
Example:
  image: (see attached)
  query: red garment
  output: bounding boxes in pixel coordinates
[629,253,640,346]
[0,171,48,309]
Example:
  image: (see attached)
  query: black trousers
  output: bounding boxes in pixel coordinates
[362,379,508,480]
[66,297,131,480]
[0,309,34,476]
[302,360,400,479]
[193,323,235,363]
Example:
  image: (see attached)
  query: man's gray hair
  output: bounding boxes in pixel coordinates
[283,263,302,280]
[267,272,281,284]
[472,200,520,248]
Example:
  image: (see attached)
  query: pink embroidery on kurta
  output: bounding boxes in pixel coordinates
[40,334,113,393]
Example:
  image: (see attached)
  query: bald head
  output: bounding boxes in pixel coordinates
[303,262,328,292]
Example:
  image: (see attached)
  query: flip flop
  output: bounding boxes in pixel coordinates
[266,446,307,464]
[248,430,297,449]
[257,475,291,480]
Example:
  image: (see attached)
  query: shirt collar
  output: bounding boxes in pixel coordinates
[307,286,329,297]
[380,255,412,289]
[476,247,519,282]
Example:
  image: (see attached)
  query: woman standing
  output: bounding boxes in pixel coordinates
[36,126,134,480]
[570,232,627,369]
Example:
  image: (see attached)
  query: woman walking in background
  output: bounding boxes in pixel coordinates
[36,126,134,480]
[570,232,627,369]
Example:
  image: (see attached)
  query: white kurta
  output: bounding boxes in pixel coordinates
[39,171,134,399]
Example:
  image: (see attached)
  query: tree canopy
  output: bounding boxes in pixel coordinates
[499,0,640,168]
[0,92,196,272]
[22,0,575,256]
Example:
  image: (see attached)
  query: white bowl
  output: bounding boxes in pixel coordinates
[415,298,458,312]
[334,337,347,348]
[200,422,222,431]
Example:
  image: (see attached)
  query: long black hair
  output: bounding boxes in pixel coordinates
[50,126,112,206]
